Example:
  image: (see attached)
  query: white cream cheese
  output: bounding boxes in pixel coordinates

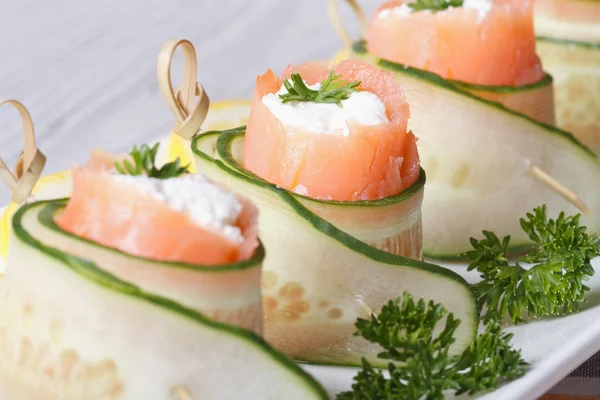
[377,0,493,22]
[462,0,493,20]
[113,173,244,243]
[261,81,389,136]
[377,3,414,18]
[292,184,309,196]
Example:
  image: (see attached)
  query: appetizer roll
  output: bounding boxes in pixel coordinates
[0,145,330,399]
[245,60,419,202]
[33,147,264,334]
[189,61,479,365]
[192,129,478,366]
[59,151,259,265]
[369,0,543,87]
[243,59,423,258]
[362,0,554,123]
[0,204,325,399]
[535,0,600,153]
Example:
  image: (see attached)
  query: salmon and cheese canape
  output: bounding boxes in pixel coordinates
[58,154,259,266]
[244,59,420,202]
[369,0,544,86]
[197,59,432,362]
[243,59,423,258]
[365,0,554,123]
[0,150,326,399]
[48,145,263,332]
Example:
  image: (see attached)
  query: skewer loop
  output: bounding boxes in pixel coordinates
[0,100,46,204]
[157,38,210,140]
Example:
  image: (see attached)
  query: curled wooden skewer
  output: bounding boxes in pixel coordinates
[0,100,46,204]
[170,385,193,400]
[328,0,368,46]
[530,165,590,214]
[157,38,210,140]
[360,302,378,318]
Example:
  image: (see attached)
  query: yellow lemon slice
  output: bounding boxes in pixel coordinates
[333,47,351,64]
[0,170,72,261]
[168,100,252,173]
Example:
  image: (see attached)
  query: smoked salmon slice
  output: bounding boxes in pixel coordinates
[367,0,545,86]
[57,152,259,265]
[243,59,420,202]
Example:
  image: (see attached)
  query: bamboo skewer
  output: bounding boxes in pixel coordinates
[530,165,590,214]
[0,100,46,204]
[170,385,193,400]
[361,302,378,319]
[157,38,210,140]
[328,0,368,46]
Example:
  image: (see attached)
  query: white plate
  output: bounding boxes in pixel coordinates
[2,183,600,399]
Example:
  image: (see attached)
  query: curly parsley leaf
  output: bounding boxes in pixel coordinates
[465,205,599,324]
[337,293,527,400]
[279,70,361,107]
[453,321,528,395]
[408,0,464,13]
[115,143,189,179]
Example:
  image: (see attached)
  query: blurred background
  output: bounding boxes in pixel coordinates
[0,0,381,204]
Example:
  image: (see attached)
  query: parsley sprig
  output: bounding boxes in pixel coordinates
[337,293,527,400]
[114,143,189,179]
[465,205,600,324]
[408,0,464,12]
[279,70,361,107]
[338,205,598,398]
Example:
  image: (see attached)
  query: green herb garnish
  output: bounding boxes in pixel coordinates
[114,143,189,179]
[337,292,527,400]
[408,0,464,12]
[465,205,600,324]
[278,70,361,107]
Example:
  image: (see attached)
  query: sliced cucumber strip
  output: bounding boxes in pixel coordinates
[192,129,479,366]
[349,41,600,258]
[535,0,600,42]
[534,0,600,152]
[536,38,600,154]
[451,75,555,125]
[0,201,327,399]
[350,41,555,125]
[35,200,264,334]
